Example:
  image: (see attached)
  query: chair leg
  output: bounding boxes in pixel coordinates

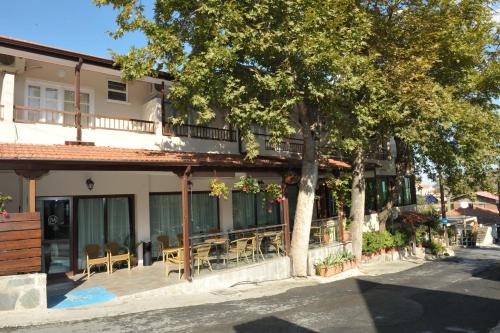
[207,259,213,272]
[87,264,91,279]
[128,257,131,270]
[178,262,181,279]
[197,259,200,275]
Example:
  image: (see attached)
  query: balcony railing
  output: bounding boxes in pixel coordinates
[261,134,304,154]
[163,123,237,142]
[13,105,155,134]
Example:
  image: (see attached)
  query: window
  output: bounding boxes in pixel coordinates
[232,191,280,229]
[377,177,389,209]
[107,80,127,102]
[365,178,377,212]
[24,80,94,124]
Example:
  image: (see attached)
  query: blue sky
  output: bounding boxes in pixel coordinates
[0,0,151,59]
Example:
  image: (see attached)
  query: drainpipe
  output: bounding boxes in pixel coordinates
[75,58,83,142]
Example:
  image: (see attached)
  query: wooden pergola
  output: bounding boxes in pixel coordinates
[0,143,349,280]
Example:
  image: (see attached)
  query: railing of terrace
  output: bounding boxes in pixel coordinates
[185,224,286,273]
[163,123,237,142]
[259,134,304,154]
[13,105,155,134]
[309,217,341,248]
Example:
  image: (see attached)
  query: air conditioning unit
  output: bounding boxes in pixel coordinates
[0,54,25,74]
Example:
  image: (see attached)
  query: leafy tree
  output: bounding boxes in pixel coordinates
[96,0,373,275]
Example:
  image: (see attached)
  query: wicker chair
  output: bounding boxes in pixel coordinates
[228,238,250,264]
[247,236,265,261]
[166,248,185,279]
[105,242,131,274]
[84,244,109,279]
[157,235,176,263]
[269,233,283,256]
[193,244,213,274]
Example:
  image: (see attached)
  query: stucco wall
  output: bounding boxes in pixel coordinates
[0,273,46,311]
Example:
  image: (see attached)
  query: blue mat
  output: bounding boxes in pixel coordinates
[48,286,116,309]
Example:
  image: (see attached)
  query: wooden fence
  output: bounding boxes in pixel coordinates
[0,213,41,275]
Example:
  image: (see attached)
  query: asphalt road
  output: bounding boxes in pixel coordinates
[4,247,500,333]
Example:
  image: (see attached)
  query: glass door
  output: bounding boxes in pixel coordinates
[37,198,72,274]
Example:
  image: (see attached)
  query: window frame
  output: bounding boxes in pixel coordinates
[25,79,95,114]
[106,79,129,104]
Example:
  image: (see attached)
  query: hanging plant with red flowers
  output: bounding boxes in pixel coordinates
[0,193,12,218]
[234,176,260,194]
[264,183,283,203]
[209,178,229,199]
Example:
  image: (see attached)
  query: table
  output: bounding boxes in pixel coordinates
[204,238,228,268]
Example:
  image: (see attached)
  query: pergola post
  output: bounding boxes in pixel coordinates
[180,167,192,281]
[281,179,291,255]
[28,177,36,213]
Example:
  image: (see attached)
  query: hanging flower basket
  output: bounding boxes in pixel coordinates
[0,193,12,218]
[264,183,283,203]
[234,176,260,194]
[209,178,229,200]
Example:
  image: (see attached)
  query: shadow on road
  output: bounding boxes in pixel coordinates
[233,316,317,333]
[356,273,500,333]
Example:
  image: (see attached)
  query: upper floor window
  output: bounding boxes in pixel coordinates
[107,80,127,102]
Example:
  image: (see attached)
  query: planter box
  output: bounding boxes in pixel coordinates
[317,265,342,277]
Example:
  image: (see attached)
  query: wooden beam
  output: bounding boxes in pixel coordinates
[75,57,83,142]
[28,177,36,213]
[281,179,291,255]
[180,167,191,281]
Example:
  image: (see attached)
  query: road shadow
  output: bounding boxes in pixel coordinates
[233,316,317,333]
[356,275,500,333]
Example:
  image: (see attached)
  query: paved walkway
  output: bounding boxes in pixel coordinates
[3,247,500,332]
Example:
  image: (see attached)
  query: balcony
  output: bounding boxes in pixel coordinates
[260,134,304,154]
[13,105,155,134]
[163,123,237,142]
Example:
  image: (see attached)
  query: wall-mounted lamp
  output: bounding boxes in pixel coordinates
[86,178,95,191]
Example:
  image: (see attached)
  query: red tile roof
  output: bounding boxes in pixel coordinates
[0,143,350,170]
[475,191,499,201]
[449,206,499,225]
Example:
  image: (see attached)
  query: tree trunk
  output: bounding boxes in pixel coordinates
[350,148,366,260]
[290,103,318,277]
[439,174,449,246]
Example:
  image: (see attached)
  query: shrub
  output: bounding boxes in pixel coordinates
[362,231,385,254]
[381,231,394,249]
[428,241,446,255]
[391,231,408,248]
[415,226,428,246]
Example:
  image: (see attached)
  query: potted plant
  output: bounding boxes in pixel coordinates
[315,254,343,277]
[234,176,260,194]
[0,193,12,218]
[323,226,334,244]
[209,178,229,199]
[264,183,283,202]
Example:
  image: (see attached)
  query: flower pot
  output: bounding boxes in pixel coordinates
[318,265,342,277]
[323,234,331,244]
[342,232,350,242]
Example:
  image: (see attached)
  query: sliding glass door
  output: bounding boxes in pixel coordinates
[76,196,133,270]
[150,192,219,258]
[232,192,280,229]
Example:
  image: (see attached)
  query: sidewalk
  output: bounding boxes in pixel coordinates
[0,258,425,329]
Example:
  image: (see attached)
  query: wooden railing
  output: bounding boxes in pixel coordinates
[0,212,42,275]
[260,134,304,154]
[84,114,155,133]
[163,123,237,142]
[13,105,155,134]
